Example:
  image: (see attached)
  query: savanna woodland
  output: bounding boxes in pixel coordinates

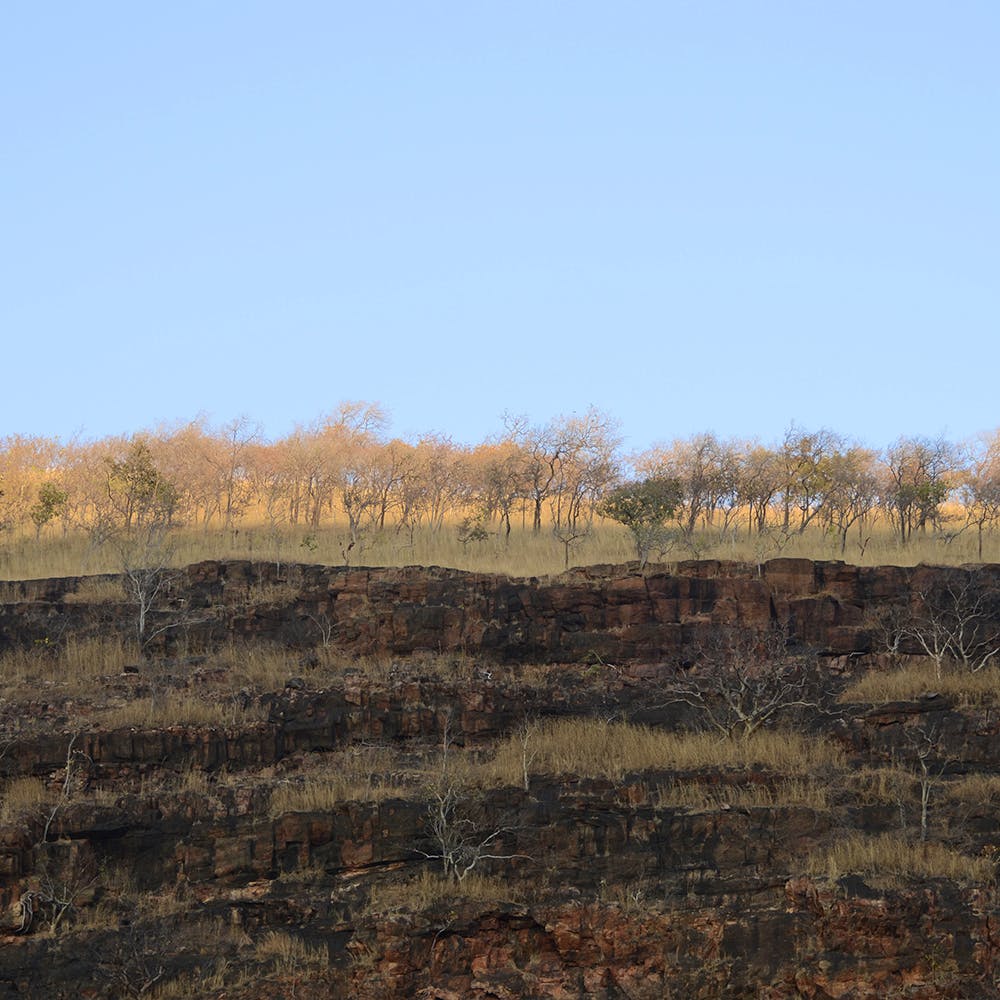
[5,405,1000,998]
[3,402,1000,580]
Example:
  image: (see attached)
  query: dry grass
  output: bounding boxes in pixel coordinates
[151,959,233,999]
[245,580,302,606]
[945,773,1000,805]
[254,930,328,971]
[94,690,268,729]
[654,776,831,811]
[220,643,302,689]
[63,635,135,677]
[4,516,1000,585]
[810,833,994,887]
[366,869,524,915]
[217,641,351,689]
[0,636,137,697]
[485,720,845,784]
[841,660,1000,707]
[849,766,911,805]
[0,776,53,824]
[269,745,406,816]
[63,576,125,604]
[269,774,401,816]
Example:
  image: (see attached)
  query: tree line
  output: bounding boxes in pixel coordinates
[2,403,1000,558]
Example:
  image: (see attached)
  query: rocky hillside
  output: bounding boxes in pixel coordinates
[2,559,1000,998]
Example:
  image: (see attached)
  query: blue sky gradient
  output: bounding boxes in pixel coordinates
[3,3,998,452]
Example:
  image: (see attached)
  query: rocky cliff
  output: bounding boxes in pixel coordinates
[1,559,999,998]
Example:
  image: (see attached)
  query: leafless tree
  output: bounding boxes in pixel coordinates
[41,734,89,843]
[552,520,591,570]
[905,570,1000,677]
[663,625,826,740]
[864,602,911,667]
[117,526,208,653]
[416,713,530,882]
[30,852,99,933]
[417,785,529,883]
[99,923,167,998]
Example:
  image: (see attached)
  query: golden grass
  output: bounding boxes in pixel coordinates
[63,576,125,603]
[654,776,831,811]
[4,516,1000,584]
[151,960,234,1000]
[485,720,845,784]
[945,773,1000,805]
[269,775,401,817]
[366,869,524,915]
[841,660,1000,707]
[245,580,302,606]
[254,930,328,971]
[0,636,137,698]
[849,766,911,805]
[221,643,301,688]
[94,690,268,729]
[269,745,405,816]
[0,776,53,824]
[810,833,994,886]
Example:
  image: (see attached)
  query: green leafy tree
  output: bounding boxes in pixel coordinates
[599,476,683,568]
[29,482,68,539]
[106,439,178,532]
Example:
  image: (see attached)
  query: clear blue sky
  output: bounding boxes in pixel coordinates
[3,2,998,452]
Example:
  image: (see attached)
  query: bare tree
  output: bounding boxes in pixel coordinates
[416,713,530,882]
[417,785,529,882]
[30,851,99,933]
[663,625,826,740]
[117,526,208,653]
[99,923,167,998]
[905,570,1000,677]
[552,520,591,570]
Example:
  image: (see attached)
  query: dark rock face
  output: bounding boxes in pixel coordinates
[3,558,1000,997]
[7,556,998,665]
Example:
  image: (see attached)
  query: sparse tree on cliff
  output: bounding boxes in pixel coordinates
[904,570,1000,677]
[664,625,825,741]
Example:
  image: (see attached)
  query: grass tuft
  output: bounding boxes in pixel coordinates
[841,660,1000,707]
[810,833,994,887]
[366,869,524,915]
[486,720,844,785]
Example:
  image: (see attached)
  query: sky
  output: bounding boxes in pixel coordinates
[2,2,998,454]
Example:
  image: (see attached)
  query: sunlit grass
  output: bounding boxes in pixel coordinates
[841,660,1000,707]
[3,516,999,584]
[484,719,845,785]
[810,833,994,887]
